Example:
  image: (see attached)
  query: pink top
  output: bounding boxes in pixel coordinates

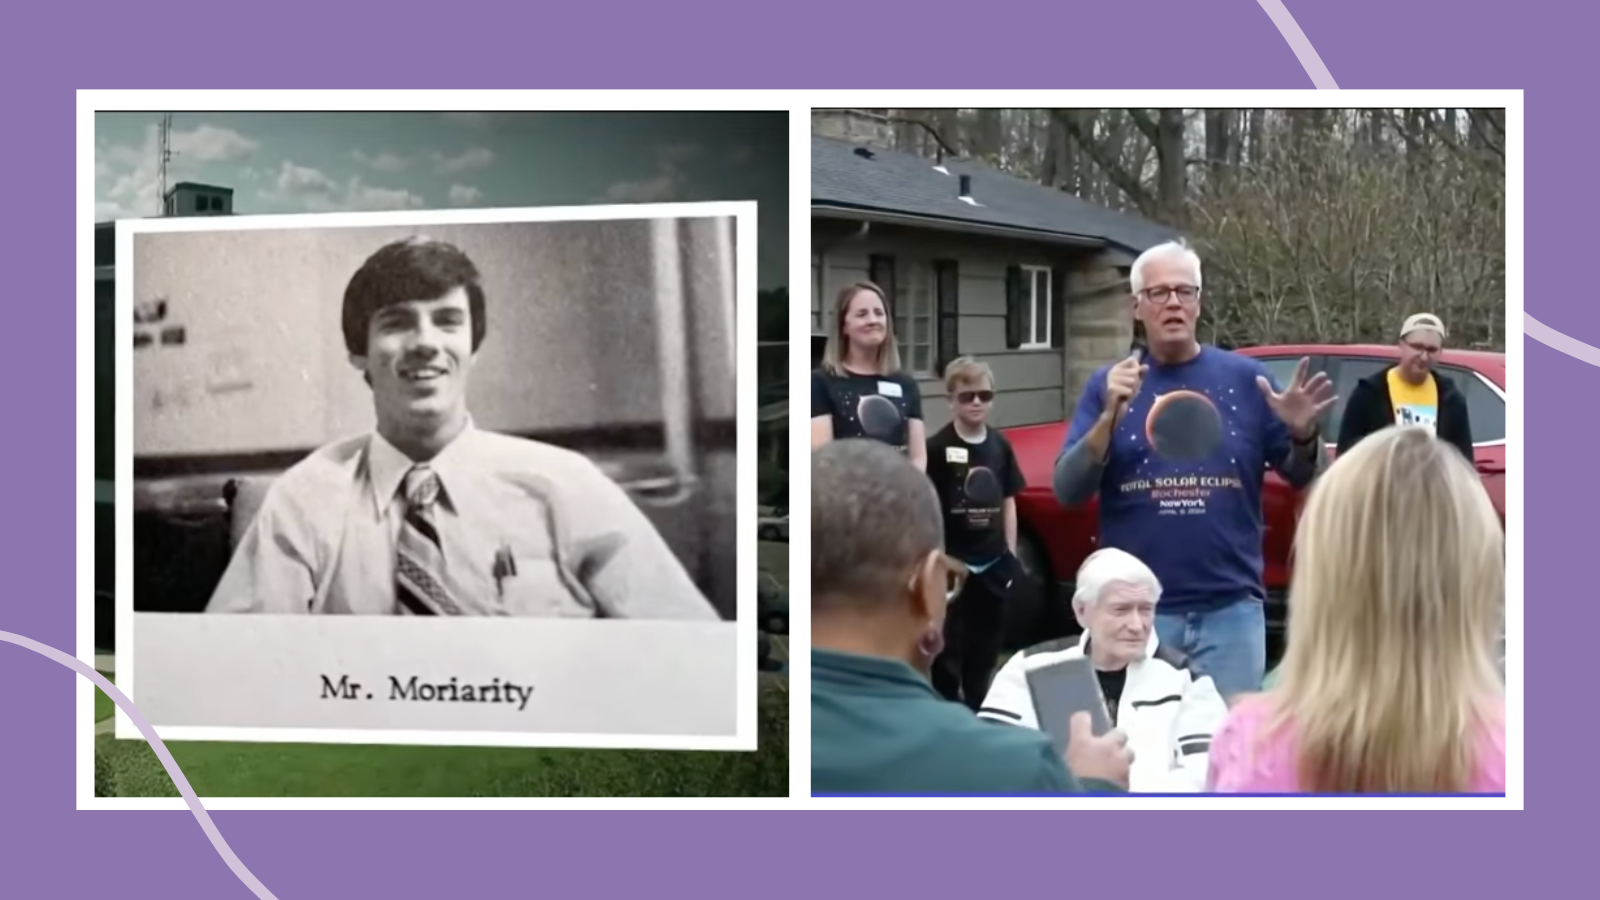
[1207,694,1506,793]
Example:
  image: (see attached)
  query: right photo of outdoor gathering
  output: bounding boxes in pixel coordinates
[809,107,1508,796]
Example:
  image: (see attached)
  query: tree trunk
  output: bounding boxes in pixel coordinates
[1155,108,1187,223]
[977,109,1003,164]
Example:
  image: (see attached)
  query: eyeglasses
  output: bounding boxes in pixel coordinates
[942,554,969,602]
[1141,285,1201,305]
[955,390,995,405]
[1403,340,1442,355]
[907,553,969,603]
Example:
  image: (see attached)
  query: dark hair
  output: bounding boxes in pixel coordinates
[341,237,487,356]
[811,439,943,614]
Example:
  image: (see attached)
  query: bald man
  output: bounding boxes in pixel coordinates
[811,439,1131,795]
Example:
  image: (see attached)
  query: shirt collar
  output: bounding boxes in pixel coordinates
[366,417,480,517]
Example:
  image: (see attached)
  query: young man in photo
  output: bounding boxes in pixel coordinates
[206,236,716,620]
[924,358,1027,710]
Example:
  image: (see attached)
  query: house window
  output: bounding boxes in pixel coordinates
[895,261,937,375]
[1020,265,1052,349]
[209,195,224,211]
[194,195,208,212]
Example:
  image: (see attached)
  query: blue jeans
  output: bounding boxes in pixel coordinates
[1155,599,1265,701]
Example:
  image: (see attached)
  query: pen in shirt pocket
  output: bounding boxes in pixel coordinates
[493,543,518,596]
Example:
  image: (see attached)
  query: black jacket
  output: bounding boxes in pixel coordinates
[1336,365,1474,462]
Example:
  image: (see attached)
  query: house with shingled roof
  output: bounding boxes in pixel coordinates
[811,110,1182,430]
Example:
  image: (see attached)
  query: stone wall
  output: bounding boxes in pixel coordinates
[811,109,897,148]
[1063,253,1134,402]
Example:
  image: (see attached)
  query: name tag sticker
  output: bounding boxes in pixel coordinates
[877,381,903,398]
[946,447,969,464]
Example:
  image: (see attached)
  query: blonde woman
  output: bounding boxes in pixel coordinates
[810,282,927,471]
[1207,426,1505,793]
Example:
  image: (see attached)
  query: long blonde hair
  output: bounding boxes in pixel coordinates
[1271,426,1503,793]
[821,282,901,376]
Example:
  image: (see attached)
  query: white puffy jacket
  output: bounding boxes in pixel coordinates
[978,631,1227,793]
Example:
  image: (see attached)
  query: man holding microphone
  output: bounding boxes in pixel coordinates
[1052,241,1334,702]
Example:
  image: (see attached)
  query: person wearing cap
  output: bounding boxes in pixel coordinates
[1335,313,1474,462]
[978,548,1228,793]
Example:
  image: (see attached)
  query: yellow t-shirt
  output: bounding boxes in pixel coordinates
[1387,368,1438,434]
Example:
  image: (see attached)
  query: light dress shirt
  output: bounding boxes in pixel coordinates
[205,421,717,619]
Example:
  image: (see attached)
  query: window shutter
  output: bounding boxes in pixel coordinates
[1004,265,1025,349]
[868,254,896,321]
[1050,267,1068,349]
[935,259,960,376]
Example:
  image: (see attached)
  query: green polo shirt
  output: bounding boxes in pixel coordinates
[812,648,1121,795]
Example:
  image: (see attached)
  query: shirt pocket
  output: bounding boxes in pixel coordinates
[493,557,596,619]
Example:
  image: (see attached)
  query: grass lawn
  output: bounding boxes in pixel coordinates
[95,547,791,798]
[95,677,114,724]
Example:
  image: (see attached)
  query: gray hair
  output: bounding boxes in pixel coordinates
[1071,548,1163,608]
[1129,240,1203,295]
[812,439,944,614]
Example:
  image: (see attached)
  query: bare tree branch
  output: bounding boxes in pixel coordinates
[1053,109,1157,214]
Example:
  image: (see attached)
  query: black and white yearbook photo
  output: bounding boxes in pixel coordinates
[114,201,753,749]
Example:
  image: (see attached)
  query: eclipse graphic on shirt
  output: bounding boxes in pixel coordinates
[1145,390,1223,462]
[963,466,1003,506]
[856,394,904,441]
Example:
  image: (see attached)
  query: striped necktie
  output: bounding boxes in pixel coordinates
[395,465,463,616]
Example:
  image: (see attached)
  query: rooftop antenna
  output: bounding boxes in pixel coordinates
[157,114,177,215]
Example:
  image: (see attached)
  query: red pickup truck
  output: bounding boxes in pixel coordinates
[1001,344,1507,663]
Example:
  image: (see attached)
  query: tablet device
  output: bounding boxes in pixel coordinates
[1024,655,1113,757]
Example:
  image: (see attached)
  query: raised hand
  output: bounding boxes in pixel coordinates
[1256,356,1337,439]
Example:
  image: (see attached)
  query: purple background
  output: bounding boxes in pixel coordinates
[7,0,1555,897]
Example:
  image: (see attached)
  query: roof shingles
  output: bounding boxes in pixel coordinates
[811,134,1178,255]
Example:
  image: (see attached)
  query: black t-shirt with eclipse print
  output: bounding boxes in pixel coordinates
[925,422,1026,562]
[811,368,923,454]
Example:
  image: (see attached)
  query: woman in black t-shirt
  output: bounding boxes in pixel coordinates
[810,281,927,470]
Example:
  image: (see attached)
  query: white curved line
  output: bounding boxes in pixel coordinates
[1525,312,1600,368]
[1256,0,1341,89]
[1,630,281,900]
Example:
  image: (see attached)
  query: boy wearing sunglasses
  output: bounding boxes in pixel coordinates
[924,358,1027,710]
[1335,312,1475,461]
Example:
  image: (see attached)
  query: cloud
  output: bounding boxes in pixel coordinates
[172,125,258,163]
[435,147,495,174]
[93,120,259,220]
[448,184,484,206]
[352,150,410,173]
[728,144,753,165]
[274,160,338,198]
[600,143,706,204]
[345,178,425,211]
[603,170,682,204]
[260,162,422,212]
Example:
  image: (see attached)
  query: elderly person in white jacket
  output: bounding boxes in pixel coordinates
[979,548,1227,792]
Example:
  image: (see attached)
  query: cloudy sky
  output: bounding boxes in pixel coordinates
[94,111,788,289]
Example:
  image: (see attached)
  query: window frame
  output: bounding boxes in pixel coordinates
[1018,264,1053,350]
[894,260,938,377]
[1438,364,1506,448]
